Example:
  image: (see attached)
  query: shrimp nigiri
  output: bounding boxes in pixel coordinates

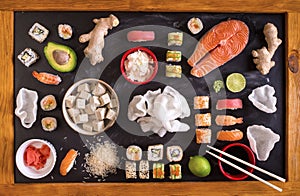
[215,115,243,126]
[32,70,62,85]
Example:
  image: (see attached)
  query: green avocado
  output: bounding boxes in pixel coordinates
[44,42,77,72]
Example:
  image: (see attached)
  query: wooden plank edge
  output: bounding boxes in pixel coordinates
[0,11,14,185]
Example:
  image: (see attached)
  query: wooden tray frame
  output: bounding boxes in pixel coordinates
[1,1,300,195]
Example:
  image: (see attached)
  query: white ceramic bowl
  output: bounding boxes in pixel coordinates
[62,78,120,136]
[15,139,57,179]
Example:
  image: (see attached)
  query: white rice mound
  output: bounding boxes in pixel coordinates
[84,141,120,178]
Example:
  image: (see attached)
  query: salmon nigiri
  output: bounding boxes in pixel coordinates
[217,129,243,141]
[215,115,243,126]
[60,149,78,176]
[188,20,249,78]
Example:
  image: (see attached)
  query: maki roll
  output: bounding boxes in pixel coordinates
[168,32,183,46]
[167,146,183,162]
[126,145,142,161]
[166,50,181,62]
[125,161,137,179]
[17,48,39,67]
[148,144,163,161]
[153,163,164,179]
[28,22,49,43]
[169,164,182,180]
[58,24,73,40]
[41,117,57,132]
[40,95,57,111]
[195,113,211,127]
[139,160,149,179]
[194,96,210,109]
[196,128,212,144]
[187,17,203,35]
[165,64,182,78]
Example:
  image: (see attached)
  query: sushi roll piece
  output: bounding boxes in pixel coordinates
[166,50,181,62]
[126,145,142,161]
[41,117,57,132]
[40,95,57,111]
[165,64,182,78]
[196,128,212,144]
[169,164,182,180]
[153,163,164,179]
[148,144,163,161]
[125,161,137,179]
[195,113,211,127]
[167,146,183,162]
[168,32,183,46]
[17,48,39,67]
[139,160,149,179]
[58,24,73,40]
[187,17,203,34]
[28,22,49,43]
[60,149,78,176]
[194,96,209,109]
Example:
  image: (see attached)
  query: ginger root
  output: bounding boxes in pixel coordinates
[252,23,282,75]
[79,14,119,65]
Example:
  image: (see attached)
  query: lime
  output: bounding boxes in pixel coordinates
[188,155,211,177]
[226,73,246,93]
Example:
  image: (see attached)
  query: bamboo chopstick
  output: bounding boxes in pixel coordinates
[207,145,286,182]
[206,150,282,192]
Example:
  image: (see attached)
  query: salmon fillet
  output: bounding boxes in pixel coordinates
[217,129,243,141]
[188,20,249,77]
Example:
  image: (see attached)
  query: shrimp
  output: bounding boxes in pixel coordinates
[32,70,62,85]
[215,115,243,126]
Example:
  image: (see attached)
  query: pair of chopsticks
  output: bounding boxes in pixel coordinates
[206,145,286,192]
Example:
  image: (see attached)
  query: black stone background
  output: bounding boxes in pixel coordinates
[14,12,285,183]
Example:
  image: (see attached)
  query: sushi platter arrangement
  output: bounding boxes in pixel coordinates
[14,12,285,184]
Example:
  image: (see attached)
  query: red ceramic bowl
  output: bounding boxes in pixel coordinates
[120,46,158,85]
[218,143,256,181]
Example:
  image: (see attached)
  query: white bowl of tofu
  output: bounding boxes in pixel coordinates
[62,78,119,135]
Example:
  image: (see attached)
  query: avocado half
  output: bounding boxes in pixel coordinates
[44,42,77,72]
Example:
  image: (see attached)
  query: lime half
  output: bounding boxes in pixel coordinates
[226,73,246,93]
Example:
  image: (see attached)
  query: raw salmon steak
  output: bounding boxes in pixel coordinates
[188,20,249,77]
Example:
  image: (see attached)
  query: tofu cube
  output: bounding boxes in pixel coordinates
[106,109,116,120]
[67,108,80,119]
[95,107,106,120]
[92,83,106,96]
[77,83,90,92]
[83,122,93,132]
[107,98,118,109]
[99,93,111,106]
[65,95,77,108]
[89,96,101,107]
[92,120,105,132]
[85,103,96,115]
[78,90,91,101]
[76,98,86,109]
[75,114,89,124]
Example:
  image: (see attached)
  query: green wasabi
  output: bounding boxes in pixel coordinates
[213,80,224,93]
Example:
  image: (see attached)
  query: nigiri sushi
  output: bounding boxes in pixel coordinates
[127,30,155,42]
[217,129,243,141]
[215,115,243,126]
[216,98,243,110]
[60,149,78,176]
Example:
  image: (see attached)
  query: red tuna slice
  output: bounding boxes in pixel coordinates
[188,20,249,77]
[216,98,243,110]
[127,31,155,42]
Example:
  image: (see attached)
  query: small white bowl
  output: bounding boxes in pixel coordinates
[62,78,120,136]
[15,139,57,179]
